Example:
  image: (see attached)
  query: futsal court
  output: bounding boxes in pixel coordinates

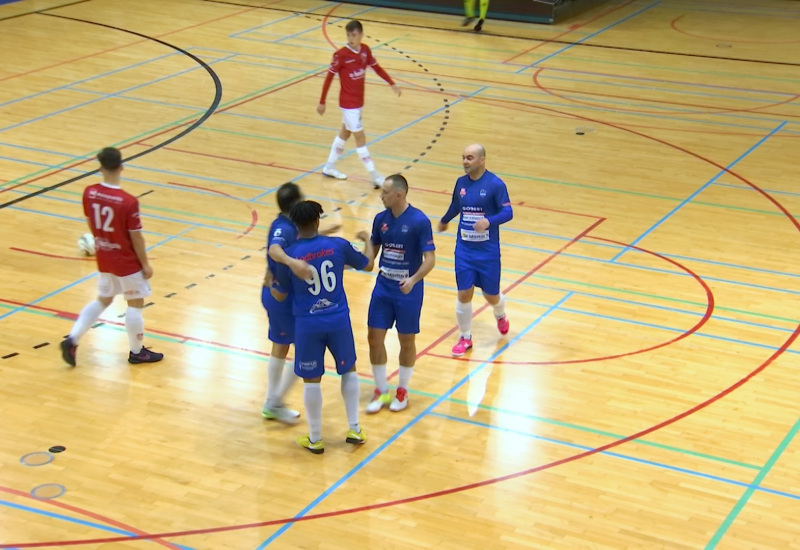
[1,0,800,547]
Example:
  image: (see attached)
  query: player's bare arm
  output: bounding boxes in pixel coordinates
[129,230,153,279]
[269,243,312,281]
[399,250,436,295]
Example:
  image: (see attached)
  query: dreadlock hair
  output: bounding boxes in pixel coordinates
[289,200,324,230]
[276,182,302,214]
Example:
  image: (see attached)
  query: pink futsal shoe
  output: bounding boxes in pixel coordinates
[497,315,510,335]
[451,336,473,357]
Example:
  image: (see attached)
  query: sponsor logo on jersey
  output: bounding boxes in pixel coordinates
[381,223,389,232]
[298,248,334,261]
[310,298,339,314]
[459,188,466,196]
[349,68,366,80]
[480,189,487,197]
[401,225,408,233]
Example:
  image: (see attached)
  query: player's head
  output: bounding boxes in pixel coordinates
[97,147,123,178]
[462,143,486,178]
[289,200,324,234]
[276,182,303,214]
[380,173,408,210]
[345,20,363,48]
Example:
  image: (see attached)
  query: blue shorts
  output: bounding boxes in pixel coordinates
[294,317,357,379]
[368,283,424,334]
[455,257,501,296]
[261,286,294,345]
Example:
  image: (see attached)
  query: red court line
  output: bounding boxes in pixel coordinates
[406,216,606,370]
[0,486,181,550]
[10,247,93,261]
[3,99,799,550]
[0,3,267,84]
[532,68,800,117]
[166,181,258,238]
[671,14,800,45]
[425,234,714,365]
[502,0,638,64]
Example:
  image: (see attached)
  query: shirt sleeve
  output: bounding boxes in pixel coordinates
[486,179,513,227]
[268,226,288,249]
[419,216,435,252]
[273,263,291,293]
[341,237,370,271]
[319,51,339,103]
[367,46,395,85]
[127,198,143,232]
[440,183,461,224]
[370,215,381,246]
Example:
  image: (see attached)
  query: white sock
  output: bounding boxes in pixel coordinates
[356,146,376,173]
[398,365,413,390]
[278,359,298,402]
[303,383,323,442]
[264,356,285,409]
[456,300,472,339]
[124,306,144,354]
[371,363,388,394]
[326,136,346,169]
[69,300,107,342]
[492,294,507,319]
[340,371,360,432]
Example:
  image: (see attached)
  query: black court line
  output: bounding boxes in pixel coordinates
[200,0,800,68]
[0,0,91,22]
[137,190,154,198]
[0,13,223,210]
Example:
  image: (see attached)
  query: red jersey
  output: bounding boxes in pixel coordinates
[82,182,143,277]
[320,44,394,110]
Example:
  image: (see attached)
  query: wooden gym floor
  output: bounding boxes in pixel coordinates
[1,0,800,547]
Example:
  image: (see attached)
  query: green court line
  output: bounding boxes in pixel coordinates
[706,413,800,548]
[0,301,761,472]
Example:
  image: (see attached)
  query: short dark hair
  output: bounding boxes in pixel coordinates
[276,182,302,214]
[345,20,363,33]
[289,200,324,229]
[386,173,408,193]
[97,147,122,171]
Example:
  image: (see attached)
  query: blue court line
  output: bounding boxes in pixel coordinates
[229,2,331,38]
[255,293,573,548]
[248,86,487,201]
[516,1,661,73]
[6,143,800,300]
[0,51,183,110]
[7,190,799,353]
[707,413,800,548]
[0,55,235,134]
[0,499,195,550]
[611,121,788,262]
[430,413,800,504]
[539,66,797,97]
[270,6,378,44]
[0,226,195,322]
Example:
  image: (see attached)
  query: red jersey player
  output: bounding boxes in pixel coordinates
[317,19,400,189]
[60,147,164,366]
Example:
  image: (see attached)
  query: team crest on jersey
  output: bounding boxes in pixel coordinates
[459,188,466,196]
[381,223,389,232]
[480,189,487,197]
[401,225,408,233]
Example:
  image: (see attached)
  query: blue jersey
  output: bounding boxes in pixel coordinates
[267,214,298,281]
[371,205,435,296]
[441,170,513,259]
[274,235,369,328]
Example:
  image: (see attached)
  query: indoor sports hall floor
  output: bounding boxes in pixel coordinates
[1,0,800,548]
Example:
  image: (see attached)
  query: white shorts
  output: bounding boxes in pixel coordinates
[97,271,151,300]
[341,108,363,132]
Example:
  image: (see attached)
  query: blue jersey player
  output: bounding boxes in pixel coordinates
[438,144,513,356]
[260,182,312,424]
[273,200,375,454]
[363,175,436,414]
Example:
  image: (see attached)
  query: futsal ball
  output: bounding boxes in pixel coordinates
[77,233,96,256]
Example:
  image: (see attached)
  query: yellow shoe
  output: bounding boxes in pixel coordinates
[296,434,324,454]
[365,389,392,414]
[346,427,367,445]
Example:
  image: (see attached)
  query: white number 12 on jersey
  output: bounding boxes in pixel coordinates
[92,204,115,232]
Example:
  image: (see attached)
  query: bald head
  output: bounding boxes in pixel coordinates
[462,143,487,179]
[464,143,486,159]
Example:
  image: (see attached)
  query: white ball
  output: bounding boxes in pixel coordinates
[77,233,96,256]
